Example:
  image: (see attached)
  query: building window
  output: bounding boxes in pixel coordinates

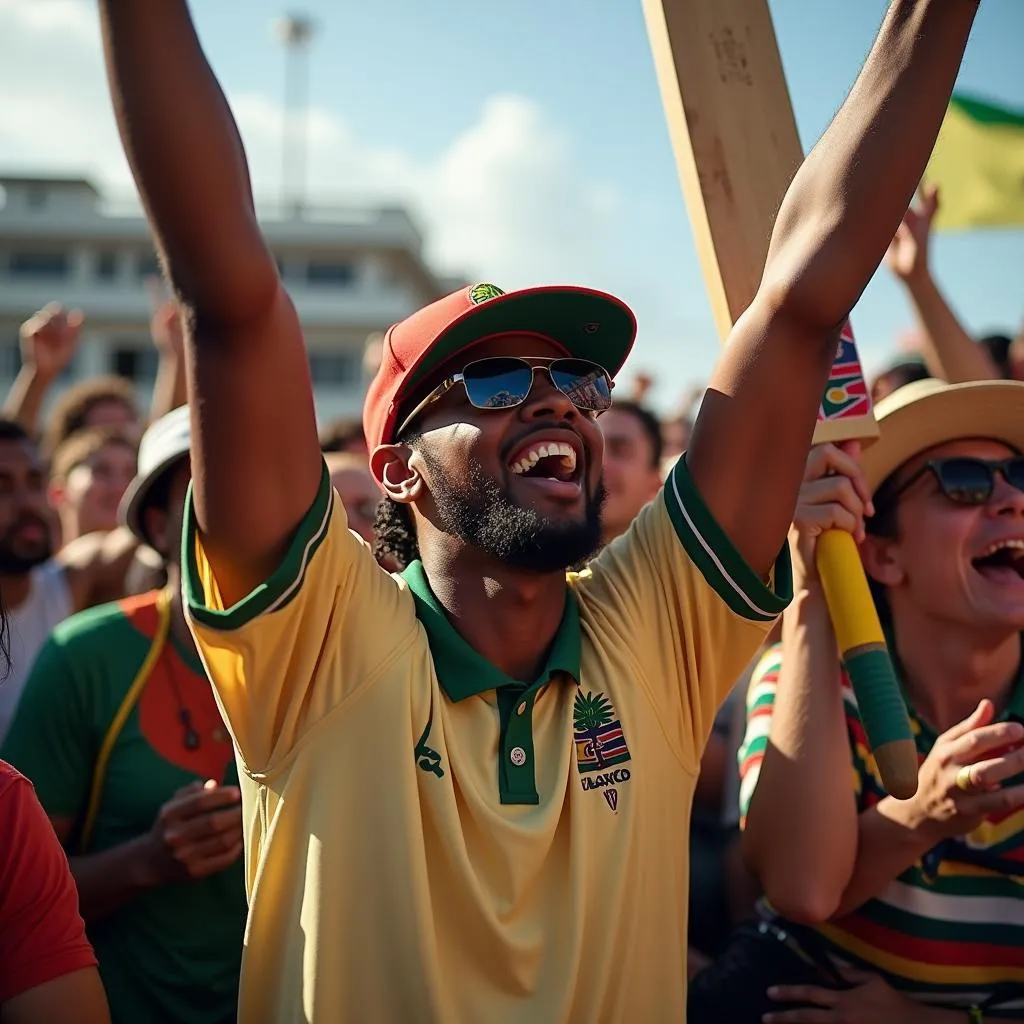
[306,261,356,287]
[95,251,118,281]
[136,253,161,280]
[308,352,361,386]
[7,251,69,280]
[111,346,158,382]
[0,338,20,378]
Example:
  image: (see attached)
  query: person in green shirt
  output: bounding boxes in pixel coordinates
[1,405,246,1024]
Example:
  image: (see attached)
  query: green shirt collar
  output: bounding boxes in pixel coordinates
[400,559,581,700]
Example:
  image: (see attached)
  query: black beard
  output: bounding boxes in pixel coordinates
[423,451,604,573]
[0,543,51,575]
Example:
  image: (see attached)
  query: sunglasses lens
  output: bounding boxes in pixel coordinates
[936,458,994,504]
[550,359,613,412]
[463,358,534,410]
[1005,457,1024,494]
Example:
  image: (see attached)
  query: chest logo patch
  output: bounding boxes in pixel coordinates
[573,689,631,775]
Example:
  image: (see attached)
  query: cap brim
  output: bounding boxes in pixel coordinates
[118,451,188,545]
[398,285,636,416]
[860,380,1024,492]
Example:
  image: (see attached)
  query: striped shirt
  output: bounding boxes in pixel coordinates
[739,643,1024,1018]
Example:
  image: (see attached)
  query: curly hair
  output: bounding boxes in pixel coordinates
[43,376,139,457]
[372,496,420,570]
[371,429,421,570]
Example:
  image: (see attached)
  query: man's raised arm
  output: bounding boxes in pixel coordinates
[686,0,979,577]
[99,2,322,604]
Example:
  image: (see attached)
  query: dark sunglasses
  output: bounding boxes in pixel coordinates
[882,455,1024,509]
[395,356,614,438]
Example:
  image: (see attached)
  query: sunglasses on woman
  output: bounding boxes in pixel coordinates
[395,356,614,439]
[883,455,1024,509]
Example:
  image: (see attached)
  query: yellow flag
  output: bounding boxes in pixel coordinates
[925,94,1024,231]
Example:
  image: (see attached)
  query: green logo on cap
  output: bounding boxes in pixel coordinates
[469,283,505,304]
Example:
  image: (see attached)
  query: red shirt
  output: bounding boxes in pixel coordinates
[0,760,97,1003]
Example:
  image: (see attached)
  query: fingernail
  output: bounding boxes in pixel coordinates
[204,779,218,790]
[866,500,875,517]
[766,987,780,997]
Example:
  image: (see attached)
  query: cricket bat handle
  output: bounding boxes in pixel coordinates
[815,529,919,799]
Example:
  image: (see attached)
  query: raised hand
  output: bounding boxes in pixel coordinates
[905,699,1024,844]
[789,443,875,588]
[150,301,185,359]
[20,303,83,380]
[885,185,940,284]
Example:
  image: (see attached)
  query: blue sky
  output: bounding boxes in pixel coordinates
[1,0,1021,412]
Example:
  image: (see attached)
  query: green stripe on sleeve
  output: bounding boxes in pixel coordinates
[662,456,792,622]
[183,461,334,632]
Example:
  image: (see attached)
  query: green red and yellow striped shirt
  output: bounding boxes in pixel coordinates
[739,643,1024,1018]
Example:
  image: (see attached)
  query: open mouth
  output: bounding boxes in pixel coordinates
[972,539,1024,583]
[506,436,585,499]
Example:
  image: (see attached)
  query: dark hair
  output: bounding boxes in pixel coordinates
[979,334,1014,378]
[371,430,421,569]
[870,360,930,402]
[607,400,663,469]
[373,496,419,569]
[320,417,366,453]
[0,418,29,444]
[863,467,905,620]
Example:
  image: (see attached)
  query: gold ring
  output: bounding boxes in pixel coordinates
[956,765,976,793]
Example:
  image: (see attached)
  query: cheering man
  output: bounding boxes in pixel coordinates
[98,0,978,1019]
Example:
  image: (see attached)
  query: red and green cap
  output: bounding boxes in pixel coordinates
[362,282,637,450]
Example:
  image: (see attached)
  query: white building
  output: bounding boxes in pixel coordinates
[0,175,459,423]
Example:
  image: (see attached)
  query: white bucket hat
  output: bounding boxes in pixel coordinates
[860,378,1024,493]
[118,404,191,544]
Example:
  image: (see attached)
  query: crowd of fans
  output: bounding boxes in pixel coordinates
[0,184,1020,1022]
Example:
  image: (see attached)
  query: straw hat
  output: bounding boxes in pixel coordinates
[860,378,1024,493]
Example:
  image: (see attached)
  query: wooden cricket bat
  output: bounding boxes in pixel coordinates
[644,0,918,799]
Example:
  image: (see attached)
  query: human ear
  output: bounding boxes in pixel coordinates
[370,445,424,506]
[859,534,905,588]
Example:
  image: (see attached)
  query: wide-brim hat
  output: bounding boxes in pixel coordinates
[860,378,1024,493]
[118,404,191,545]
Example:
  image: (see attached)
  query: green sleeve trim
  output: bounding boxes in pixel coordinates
[662,456,792,622]
[183,461,334,632]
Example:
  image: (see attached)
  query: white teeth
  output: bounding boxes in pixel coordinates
[978,539,1024,558]
[509,440,579,476]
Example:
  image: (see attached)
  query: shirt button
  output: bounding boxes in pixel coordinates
[517,701,527,715]
[510,746,527,767]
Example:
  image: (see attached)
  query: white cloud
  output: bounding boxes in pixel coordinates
[0,0,622,296]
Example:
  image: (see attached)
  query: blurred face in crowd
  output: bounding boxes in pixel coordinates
[861,438,1024,636]
[0,437,53,574]
[375,334,606,573]
[84,397,141,441]
[599,407,662,544]
[326,452,379,545]
[143,459,191,566]
[50,437,137,540]
[660,416,690,461]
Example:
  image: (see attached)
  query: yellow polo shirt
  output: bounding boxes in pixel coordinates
[183,454,791,1023]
